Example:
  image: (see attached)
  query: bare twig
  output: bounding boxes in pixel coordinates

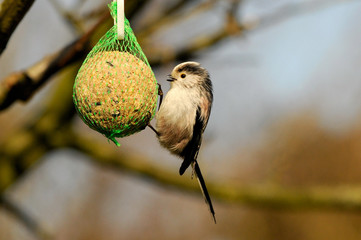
[0,64,77,191]
[1,0,361,218]
[146,0,241,66]
[1,0,351,109]
[81,0,149,23]
[83,7,109,21]
[61,132,361,212]
[0,12,109,111]
[5,98,361,213]
[144,0,356,66]
[241,0,353,31]
[3,54,361,215]
[0,0,35,55]
[0,194,51,240]
[48,0,84,34]
[125,0,150,20]
[137,0,217,40]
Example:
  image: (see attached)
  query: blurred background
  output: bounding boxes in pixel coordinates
[1,0,361,239]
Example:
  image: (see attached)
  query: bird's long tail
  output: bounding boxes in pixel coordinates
[193,161,216,223]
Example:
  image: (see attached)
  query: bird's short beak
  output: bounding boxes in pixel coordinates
[167,74,176,82]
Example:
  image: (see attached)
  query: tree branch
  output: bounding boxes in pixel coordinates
[137,0,216,40]
[0,0,35,55]
[0,194,51,240]
[240,0,353,32]
[56,131,361,213]
[1,0,350,109]
[0,12,109,111]
[144,0,355,65]
[1,0,361,217]
[48,0,84,34]
[0,66,77,191]
[145,0,241,66]
[3,58,361,213]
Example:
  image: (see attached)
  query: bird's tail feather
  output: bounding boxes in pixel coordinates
[193,161,216,223]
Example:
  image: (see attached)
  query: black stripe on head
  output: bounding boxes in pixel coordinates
[177,63,206,77]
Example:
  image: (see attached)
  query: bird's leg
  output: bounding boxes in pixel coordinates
[148,123,160,136]
[157,83,163,110]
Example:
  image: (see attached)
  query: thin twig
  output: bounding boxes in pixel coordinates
[61,130,361,212]
[242,0,354,31]
[48,0,84,34]
[0,12,109,111]
[1,0,361,218]
[0,194,52,240]
[0,0,35,55]
[137,0,217,40]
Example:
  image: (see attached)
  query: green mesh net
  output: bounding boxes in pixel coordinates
[73,2,158,146]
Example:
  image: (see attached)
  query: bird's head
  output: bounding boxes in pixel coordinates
[167,61,210,89]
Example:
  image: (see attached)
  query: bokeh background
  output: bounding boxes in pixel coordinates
[1,0,361,239]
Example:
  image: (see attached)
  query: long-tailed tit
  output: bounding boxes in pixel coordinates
[155,61,215,223]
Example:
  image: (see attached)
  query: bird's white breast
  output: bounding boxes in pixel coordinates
[156,86,199,154]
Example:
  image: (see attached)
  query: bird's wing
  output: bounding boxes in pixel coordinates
[179,106,203,175]
[179,107,216,223]
[179,93,215,222]
[179,92,212,175]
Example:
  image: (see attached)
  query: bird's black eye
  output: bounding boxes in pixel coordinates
[181,73,186,78]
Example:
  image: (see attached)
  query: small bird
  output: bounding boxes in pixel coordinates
[155,61,215,223]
